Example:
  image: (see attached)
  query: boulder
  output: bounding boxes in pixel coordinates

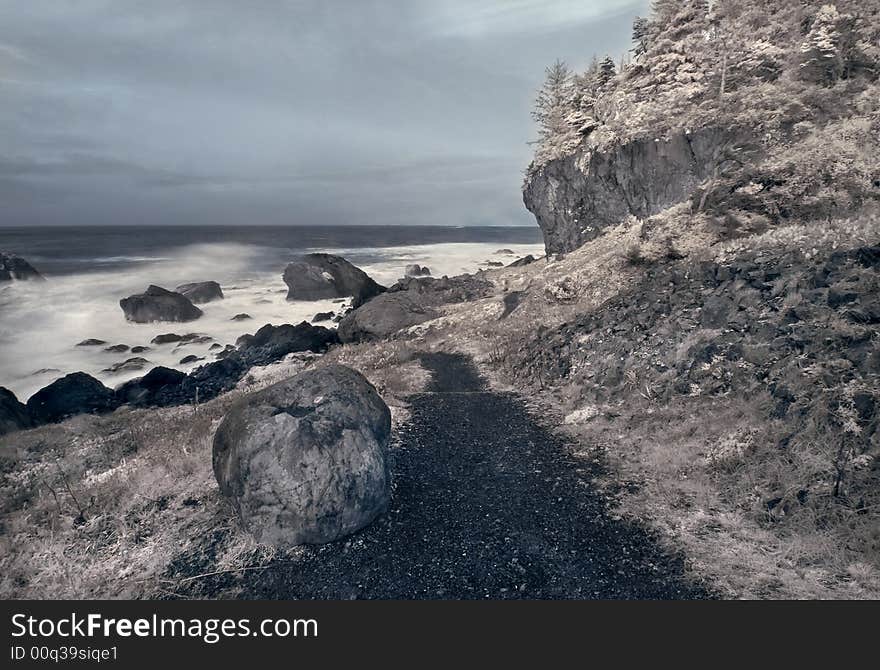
[104,344,130,353]
[151,333,184,345]
[388,274,494,306]
[337,293,437,343]
[27,372,118,425]
[230,313,252,322]
[179,355,204,365]
[115,367,186,407]
[283,253,385,308]
[0,252,43,281]
[102,357,150,374]
[130,346,151,354]
[509,254,537,268]
[312,311,334,322]
[236,322,338,365]
[76,339,107,347]
[212,365,391,547]
[175,281,224,304]
[120,285,202,323]
[405,264,431,277]
[0,387,32,436]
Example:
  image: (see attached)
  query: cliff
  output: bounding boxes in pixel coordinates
[522,129,731,255]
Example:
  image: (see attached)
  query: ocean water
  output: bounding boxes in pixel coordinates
[0,225,544,400]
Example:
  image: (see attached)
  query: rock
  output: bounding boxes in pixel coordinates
[337,293,437,343]
[102,357,150,374]
[500,291,526,319]
[312,311,334,322]
[405,264,431,277]
[212,365,391,546]
[179,355,204,365]
[175,281,224,304]
[283,253,385,308]
[0,251,43,281]
[115,367,187,407]
[76,339,107,347]
[523,128,734,255]
[0,387,32,436]
[27,372,118,425]
[509,255,537,268]
[230,313,252,322]
[210,343,222,350]
[485,261,504,267]
[130,346,151,354]
[151,333,184,345]
[495,249,515,255]
[120,285,203,323]
[104,344,130,353]
[235,322,339,365]
[175,335,213,347]
[32,368,61,375]
[388,274,494,306]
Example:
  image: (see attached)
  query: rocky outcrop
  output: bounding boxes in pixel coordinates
[337,293,437,343]
[509,255,537,268]
[120,286,203,323]
[283,253,385,308]
[0,252,43,281]
[0,387,31,436]
[405,264,431,277]
[115,367,186,407]
[235,322,338,365]
[388,274,494,306]
[212,365,391,547]
[27,373,118,425]
[175,281,224,304]
[102,357,150,374]
[522,128,731,255]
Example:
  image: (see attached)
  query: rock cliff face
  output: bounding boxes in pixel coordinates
[522,128,732,255]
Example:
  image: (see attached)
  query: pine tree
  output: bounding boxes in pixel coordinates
[597,56,617,87]
[532,60,578,160]
[632,17,651,58]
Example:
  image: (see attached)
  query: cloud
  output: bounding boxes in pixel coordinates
[0,0,647,227]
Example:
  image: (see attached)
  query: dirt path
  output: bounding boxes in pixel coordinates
[174,353,710,599]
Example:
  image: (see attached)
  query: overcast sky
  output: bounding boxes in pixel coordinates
[0,0,645,228]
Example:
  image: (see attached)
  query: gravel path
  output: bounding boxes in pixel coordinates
[178,353,710,599]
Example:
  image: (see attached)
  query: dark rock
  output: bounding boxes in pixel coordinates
[104,344,130,353]
[130,346,151,354]
[523,128,736,254]
[115,367,187,407]
[827,289,858,308]
[485,261,504,267]
[283,253,385,308]
[213,365,391,547]
[0,387,32,436]
[76,339,107,347]
[230,313,252,322]
[179,355,205,365]
[236,322,338,365]
[120,285,202,323]
[32,368,61,375]
[495,249,515,255]
[405,264,431,277]
[337,293,437,343]
[0,251,43,281]
[509,254,537,268]
[312,311,334,322]
[27,373,118,425]
[175,335,213,347]
[103,357,150,374]
[175,281,223,304]
[210,343,222,350]
[151,333,184,345]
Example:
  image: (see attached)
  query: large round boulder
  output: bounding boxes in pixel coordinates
[0,251,43,281]
[0,387,32,436]
[213,365,391,547]
[337,293,437,343]
[283,253,385,308]
[175,281,224,304]
[27,372,118,425]
[120,285,203,323]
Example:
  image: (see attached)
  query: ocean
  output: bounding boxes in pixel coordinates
[0,225,544,400]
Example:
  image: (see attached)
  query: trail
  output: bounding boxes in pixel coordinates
[176,353,709,599]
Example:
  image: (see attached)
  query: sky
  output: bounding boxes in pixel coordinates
[0,0,646,228]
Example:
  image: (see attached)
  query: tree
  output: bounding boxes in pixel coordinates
[632,17,651,58]
[597,56,617,87]
[532,60,578,161]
